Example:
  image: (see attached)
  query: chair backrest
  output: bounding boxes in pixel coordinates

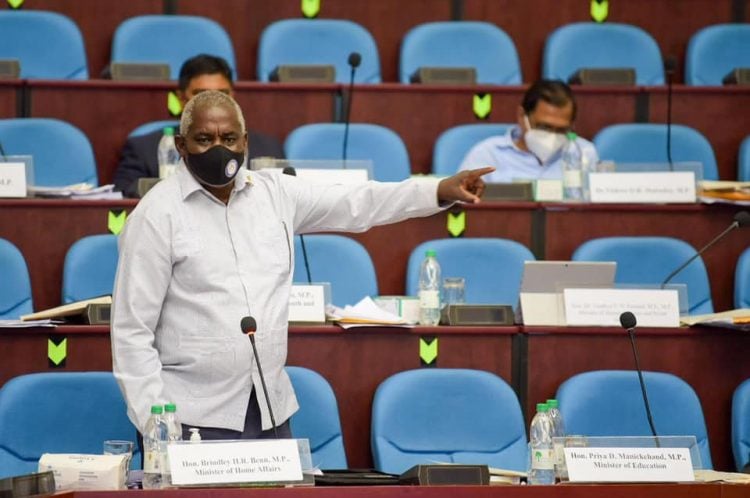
[686,24,750,86]
[406,238,535,306]
[739,135,750,182]
[0,10,87,79]
[0,118,97,187]
[732,378,750,471]
[284,123,410,182]
[371,368,527,474]
[543,22,664,85]
[0,372,139,479]
[293,235,377,307]
[0,238,32,319]
[556,370,713,469]
[572,236,713,314]
[111,15,236,80]
[432,123,513,176]
[258,19,380,83]
[736,247,750,309]
[128,120,180,138]
[286,366,347,470]
[593,123,718,181]
[400,22,521,84]
[62,234,119,304]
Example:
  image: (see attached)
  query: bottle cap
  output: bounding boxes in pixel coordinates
[566,131,577,140]
[536,402,548,412]
[547,399,558,408]
[164,403,177,413]
[189,428,202,442]
[150,405,164,414]
[163,127,175,136]
[425,249,437,257]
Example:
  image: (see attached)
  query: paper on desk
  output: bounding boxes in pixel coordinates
[694,469,750,483]
[29,183,123,200]
[0,319,59,328]
[680,308,750,330]
[328,297,411,329]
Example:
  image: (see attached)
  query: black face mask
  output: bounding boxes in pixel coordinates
[186,145,245,187]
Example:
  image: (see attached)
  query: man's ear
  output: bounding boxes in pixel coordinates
[516,105,526,128]
[174,134,187,157]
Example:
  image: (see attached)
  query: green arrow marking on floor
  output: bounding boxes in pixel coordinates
[7,0,24,9]
[167,91,182,116]
[301,0,320,18]
[473,93,491,120]
[48,338,67,366]
[591,0,609,22]
[108,210,126,235]
[446,211,466,237]
[420,337,438,365]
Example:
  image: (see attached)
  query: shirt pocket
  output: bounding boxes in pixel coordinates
[173,227,203,261]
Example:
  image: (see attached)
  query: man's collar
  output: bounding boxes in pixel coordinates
[178,162,253,201]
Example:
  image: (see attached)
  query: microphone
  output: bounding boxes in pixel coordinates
[281,166,312,284]
[342,51,361,164]
[619,311,659,439]
[661,210,750,288]
[664,55,677,171]
[240,316,278,437]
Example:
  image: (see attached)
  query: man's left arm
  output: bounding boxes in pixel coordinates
[288,167,493,234]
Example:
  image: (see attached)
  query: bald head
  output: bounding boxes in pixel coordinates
[180,90,246,136]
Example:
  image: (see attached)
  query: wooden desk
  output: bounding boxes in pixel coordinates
[0,81,20,118]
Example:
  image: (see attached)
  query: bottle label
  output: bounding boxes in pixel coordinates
[144,449,159,472]
[563,169,582,188]
[531,448,555,470]
[419,290,440,308]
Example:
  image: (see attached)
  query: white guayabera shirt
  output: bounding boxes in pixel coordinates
[112,164,443,432]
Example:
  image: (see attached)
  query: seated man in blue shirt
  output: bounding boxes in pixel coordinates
[458,80,598,182]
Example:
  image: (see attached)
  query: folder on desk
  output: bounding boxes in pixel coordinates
[21,295,112,323]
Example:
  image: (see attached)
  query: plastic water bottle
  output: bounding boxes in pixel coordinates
[157,127,181,179]
[161,403,182,486]
[562,132,584,201]
[528,402,555,485]
[546,399,567,480]
[418,249,441,325]
[142,404,167,489]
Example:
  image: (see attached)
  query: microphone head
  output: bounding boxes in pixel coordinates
[734,210,750,228]
[240,316,257,334]
[348,52,362,68]
[619,311,637,330]
[281,166,297,177]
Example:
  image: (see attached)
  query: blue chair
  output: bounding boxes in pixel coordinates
[293,235,377,307]
[287,366,347,470]
[0,10,87,79]
[432,123,513,176]
[284,123,410,182]
[258,19,380,83]
[593,123,719,181]
[371,368,527,474]
[111,15,236,80]
[406,238,535,306]
[686,24,750,86]
[0,372,140,478]
[0,238,32,320]
[400,22,521,84]
[732,378,750,471]
[62,235,119,304]
[0,118,97,187]
[557,370,713,469]
[572,236,713,315]
[739,136,750,182]
[736,247,750,309]
[128,120,180,138]
[543,23,664,85]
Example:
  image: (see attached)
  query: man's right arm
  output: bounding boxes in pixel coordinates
[113,134,158,198]
[458,141,500,175]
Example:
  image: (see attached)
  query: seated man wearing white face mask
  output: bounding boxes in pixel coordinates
[458,80,598,182]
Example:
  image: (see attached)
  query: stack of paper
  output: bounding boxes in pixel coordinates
[327,297,410,329]
[680,308,750,331]
[21,296,111,321]
[699,181,750,205]
[28,183,123,200]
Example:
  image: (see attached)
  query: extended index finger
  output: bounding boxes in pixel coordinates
[466,166,495,179]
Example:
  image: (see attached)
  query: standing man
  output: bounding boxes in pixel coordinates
[112,90,493,439]
[459,80,598,182]
[113,54,284,198]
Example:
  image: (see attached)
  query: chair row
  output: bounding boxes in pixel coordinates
[2,234,749,320]
[1,10,749,85]
[2,117,747,188]
[9,366,750,478]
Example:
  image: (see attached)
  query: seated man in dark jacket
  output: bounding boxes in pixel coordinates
[114,54,284,197]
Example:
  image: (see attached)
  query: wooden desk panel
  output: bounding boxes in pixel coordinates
[0,81,20,118]
[524,326,750,472]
